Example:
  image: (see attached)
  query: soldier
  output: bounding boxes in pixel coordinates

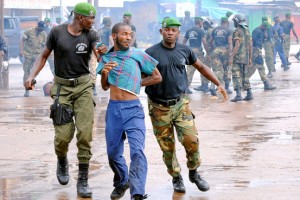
[98,16,114,47]
[24,2,107,198]
[194,18,213,93]
[123,12,137,47]
[262,16,276,78]
[182,17,210,94]
[0,35,8,59]
[210,17,233,97]
[179,11,194,36]
[280,13,299,64]
[229,14,252,102]
[273,16,289,71]
[0,35,9,89]
[20,21,47,97]
[250,22,276,90]
[145,17,227,194]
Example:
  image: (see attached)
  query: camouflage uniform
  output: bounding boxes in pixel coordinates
[210,24,232,91]
[22,28,47,84]
[201,27,213,85]
[249,47,267,81]
[263,30,275,73]
[148,96,200,176]
[232,27,251,91]
[186,48,205,86]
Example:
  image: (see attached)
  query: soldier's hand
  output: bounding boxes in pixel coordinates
[97,43,107,56]
[217,85,228,103]
[24,78,36,90]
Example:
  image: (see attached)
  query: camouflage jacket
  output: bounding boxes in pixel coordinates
[22,28,47,57]
[233,26,251,64]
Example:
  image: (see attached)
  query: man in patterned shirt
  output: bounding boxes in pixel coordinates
[97,22,161,200]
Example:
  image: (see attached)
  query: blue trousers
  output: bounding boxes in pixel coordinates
[274,41,288,65]
[105,99,148,197]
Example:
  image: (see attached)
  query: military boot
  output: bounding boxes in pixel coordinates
[77,163,92,198]
[189,170,210,192]
[56,156,69,185]
[225,82,232,94]
[24,90,30,97]
[283,65,290,71]
[263,80,276,90]
[172,175,186,193]
[243,89,253,101]
[201,83,210,93]
[210,88,217,99]
[294,51,300,61]
[230,89,243,102]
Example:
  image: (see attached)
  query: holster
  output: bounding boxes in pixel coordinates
[50,84,74,125]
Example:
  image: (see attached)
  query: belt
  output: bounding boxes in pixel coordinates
[148,95,182,107]
[54,74,90,86]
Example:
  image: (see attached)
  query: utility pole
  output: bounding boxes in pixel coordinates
[0,0,4,36]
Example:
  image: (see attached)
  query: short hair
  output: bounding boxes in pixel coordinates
[112,22,131,34]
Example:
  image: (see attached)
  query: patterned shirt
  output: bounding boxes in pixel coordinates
[97,48,158,95]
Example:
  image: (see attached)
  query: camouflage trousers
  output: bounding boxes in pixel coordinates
[283,35,291,59]
[23,56,38,84]
[210,47,230,89]
[263,40,275,73]
[232,63,252,91]
[148,95,201,177]
[186,48,206,86]
[249,47,267,82]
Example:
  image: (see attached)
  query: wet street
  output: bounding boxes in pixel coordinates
[1,47,300,200]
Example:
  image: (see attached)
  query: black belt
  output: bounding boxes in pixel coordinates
[54,75,90,86]
[148,95,182,106]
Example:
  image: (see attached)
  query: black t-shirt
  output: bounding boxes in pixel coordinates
[46,24,99,78]
[211,26,232,47]
[280,20,293,35]
[184,27,205,49]
[145,42,197,99]
[252,27,265,48]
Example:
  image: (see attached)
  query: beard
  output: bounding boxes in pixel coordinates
[115,36,129,51]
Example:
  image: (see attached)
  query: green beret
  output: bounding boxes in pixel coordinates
[262,21,271,28]
[73,2,96,17]
[123,12,132,17]
[226,11,233,18]
[262,16,268,22]
[221,17,228,22]
[162,18,181,28]
[44,17,51,22]
[195,16,203,21]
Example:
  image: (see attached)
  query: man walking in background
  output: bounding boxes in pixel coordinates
[20,21,47,97]
[280,13,298,65]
